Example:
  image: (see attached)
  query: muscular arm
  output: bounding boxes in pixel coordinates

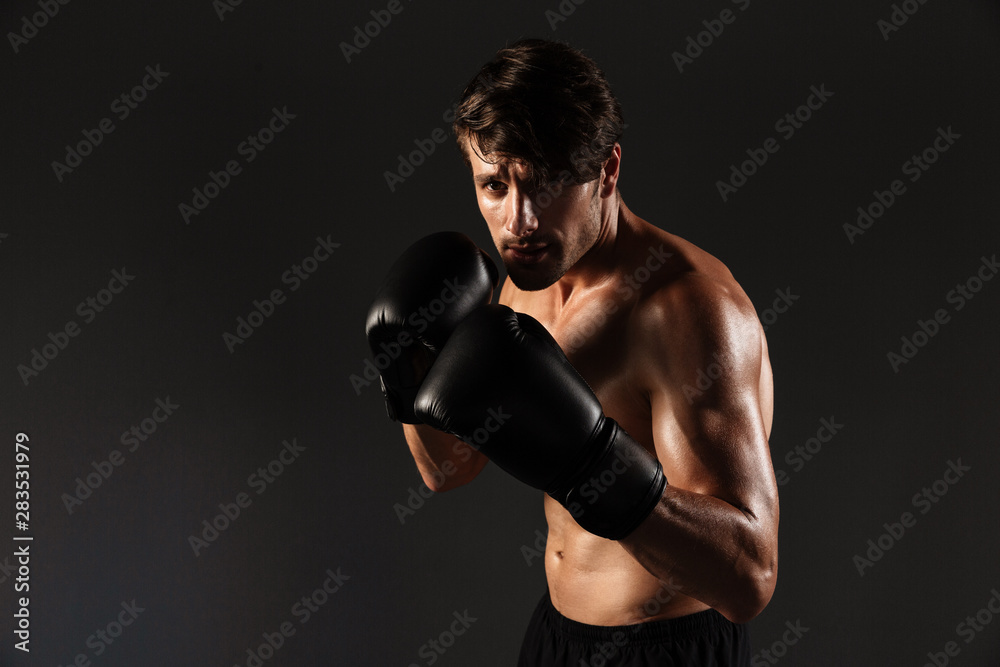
[619,274,779,624]
[402,423,490,492]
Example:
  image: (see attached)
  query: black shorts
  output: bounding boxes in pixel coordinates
[518,591,751,666]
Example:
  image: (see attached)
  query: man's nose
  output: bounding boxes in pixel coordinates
[505,191,539,237]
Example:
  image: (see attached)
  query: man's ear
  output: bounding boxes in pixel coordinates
[599,143,622,198]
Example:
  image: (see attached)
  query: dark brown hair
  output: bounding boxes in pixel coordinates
[453,39,624,192]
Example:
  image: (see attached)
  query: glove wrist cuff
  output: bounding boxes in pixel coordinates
[560,419,667,540]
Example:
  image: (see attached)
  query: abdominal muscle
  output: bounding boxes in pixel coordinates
[543,495,709,626]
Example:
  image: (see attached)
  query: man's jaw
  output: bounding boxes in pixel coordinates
[501,242,569,291]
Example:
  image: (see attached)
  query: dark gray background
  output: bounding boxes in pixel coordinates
[2,0,999,665]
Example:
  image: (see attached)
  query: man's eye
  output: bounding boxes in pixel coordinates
[485,180,506,192]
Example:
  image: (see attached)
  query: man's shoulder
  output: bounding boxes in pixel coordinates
[622,225,764,399]
[623,224,759,348]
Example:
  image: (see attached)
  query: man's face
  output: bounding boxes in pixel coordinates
[464,140,603,292]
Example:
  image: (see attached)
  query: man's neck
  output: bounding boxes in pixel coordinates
[552,194,631,306]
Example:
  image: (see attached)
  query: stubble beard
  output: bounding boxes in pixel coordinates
[503,195,603,292]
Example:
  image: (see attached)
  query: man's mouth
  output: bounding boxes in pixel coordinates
[506,243,549,264]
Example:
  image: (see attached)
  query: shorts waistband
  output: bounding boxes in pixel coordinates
[539,591,735,646]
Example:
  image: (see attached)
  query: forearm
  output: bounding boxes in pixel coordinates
[402,423,489,492]
[619,484,777,624]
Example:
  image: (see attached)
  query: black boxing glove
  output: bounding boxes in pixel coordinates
[414,304,667,540]
[365,232,498,423]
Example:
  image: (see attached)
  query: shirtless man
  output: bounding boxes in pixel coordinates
[366,39,778,665]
